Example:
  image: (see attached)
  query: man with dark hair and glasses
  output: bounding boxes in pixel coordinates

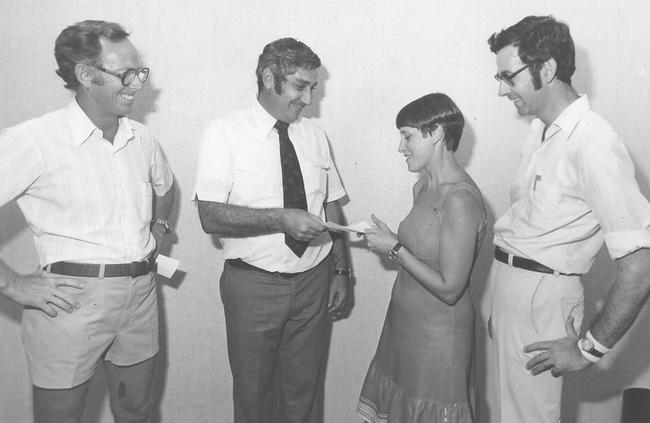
[194,37,349,423]
[482,15,650,423]
[0,20,174,423]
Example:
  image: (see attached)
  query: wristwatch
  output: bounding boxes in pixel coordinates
[152,217,172,234]
[578,330,610,363]
[333,268,353,278]
[388,242,403,261]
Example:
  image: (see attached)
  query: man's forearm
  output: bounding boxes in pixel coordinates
[589,248,650,347]
[197,200,284,237]
[153,182,175,221]
[325,200,348,269]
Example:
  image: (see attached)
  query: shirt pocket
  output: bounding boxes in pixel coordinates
[529,156,575,206]
[300,157,328,199]
[232,158,282,206]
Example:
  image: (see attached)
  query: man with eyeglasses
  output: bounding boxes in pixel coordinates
[482,15,650,423]
[0,20,174,423]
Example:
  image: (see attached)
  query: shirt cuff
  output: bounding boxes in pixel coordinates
[153,180,174,197]
[605,229,650,260]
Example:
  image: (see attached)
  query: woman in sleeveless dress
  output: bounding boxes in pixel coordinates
[357,93,486,423]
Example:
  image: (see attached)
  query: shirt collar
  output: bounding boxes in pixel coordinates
[65,98,135,148]
[65,99,100,146]
[547,95,590,141]
[113,117,135,151]
[250,99,289,140]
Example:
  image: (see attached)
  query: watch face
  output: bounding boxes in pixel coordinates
[580,338,595,352]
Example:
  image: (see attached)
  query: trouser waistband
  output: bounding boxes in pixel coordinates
[494,247,579,276]
[45,256,155,278]
[225,258,309,279]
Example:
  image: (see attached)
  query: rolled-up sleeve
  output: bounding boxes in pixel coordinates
[579,132,650,259]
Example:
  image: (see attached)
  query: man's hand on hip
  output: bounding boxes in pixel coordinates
[523,316,592,377]
[2,273,85,317]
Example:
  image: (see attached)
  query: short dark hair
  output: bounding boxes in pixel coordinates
[396,93,464,153]
[255,38,321,94]
[54,20,130,90]
[488,15,575,89]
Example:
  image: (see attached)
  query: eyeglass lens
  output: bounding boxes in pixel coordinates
[122,68,149,86]
[495,63,530,87]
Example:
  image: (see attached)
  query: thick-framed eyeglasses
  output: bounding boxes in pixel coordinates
[92,65,150,86]
[494,63,531,87]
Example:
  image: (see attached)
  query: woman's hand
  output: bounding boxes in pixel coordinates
[364,214,399,255]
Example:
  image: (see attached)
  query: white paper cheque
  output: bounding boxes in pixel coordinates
[156,254,180,278]
[324,220,372,234]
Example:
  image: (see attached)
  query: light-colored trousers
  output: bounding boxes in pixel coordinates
[481,259,584,423]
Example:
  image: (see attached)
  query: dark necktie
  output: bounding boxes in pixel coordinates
[275,120,309,257]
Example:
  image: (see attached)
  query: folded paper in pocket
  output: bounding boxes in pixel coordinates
[156,254,179,278]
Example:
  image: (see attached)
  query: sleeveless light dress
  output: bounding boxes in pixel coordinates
[357,181,486,423]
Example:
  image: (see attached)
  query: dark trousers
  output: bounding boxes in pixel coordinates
[220,258,331,423]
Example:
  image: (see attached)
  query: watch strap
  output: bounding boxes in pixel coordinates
[333,268,353,277]
[578,339,602,363]
[578,331,610,363]
[388,242,403,261]
[152,217,172,233]
[586,330,611,354]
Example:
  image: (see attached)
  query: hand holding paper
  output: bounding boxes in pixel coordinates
[324,220,373,234]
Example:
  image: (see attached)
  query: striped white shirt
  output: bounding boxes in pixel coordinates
[0,99,173,265]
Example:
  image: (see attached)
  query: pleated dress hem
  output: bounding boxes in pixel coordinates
[356,363,474,423]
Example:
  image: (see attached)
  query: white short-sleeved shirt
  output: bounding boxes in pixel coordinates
[193,100,346,273]
[494,96,650,274]
[0,99,174,265]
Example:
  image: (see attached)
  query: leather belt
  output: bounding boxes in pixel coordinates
[46,256,156,278]
[226,258,305,278]
[494,247,577,276]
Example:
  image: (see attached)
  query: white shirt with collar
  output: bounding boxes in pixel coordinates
[194,100,346,273]
[494,95,650,274]
[0,99,174,265]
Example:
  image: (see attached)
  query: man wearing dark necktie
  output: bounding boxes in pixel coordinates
[275,119,310,256]
[194,38,350,423]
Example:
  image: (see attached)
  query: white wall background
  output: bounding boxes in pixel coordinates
[1,1,649,422]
